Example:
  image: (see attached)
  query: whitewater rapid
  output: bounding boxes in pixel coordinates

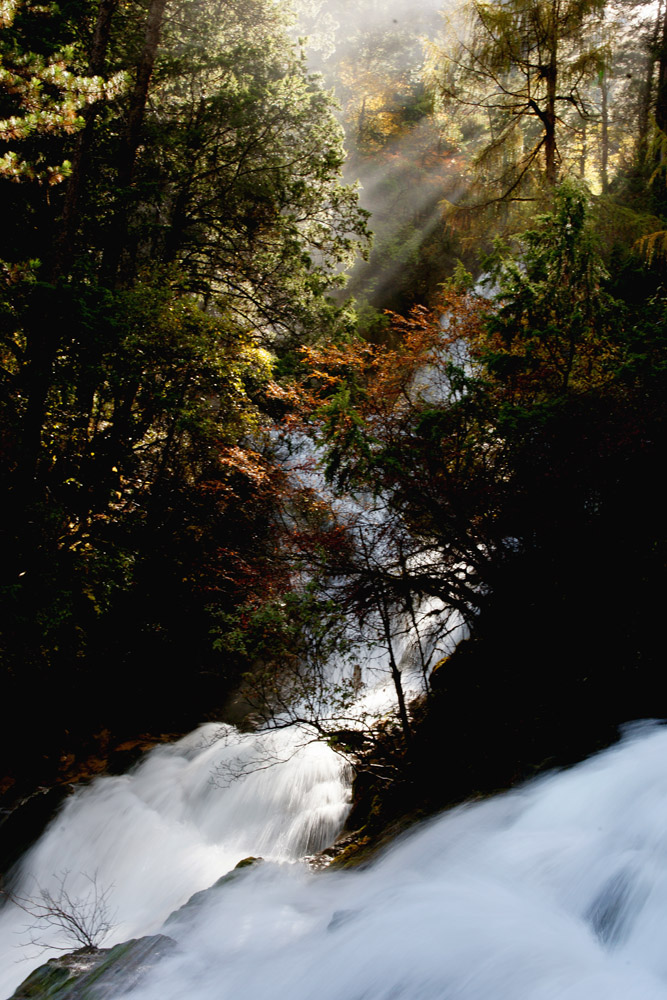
[0,724,351,996]
[0,603,450,997]
[116,722,667,1000]
[5,722,667,997]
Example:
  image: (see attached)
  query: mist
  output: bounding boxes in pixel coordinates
[291,0,464,314]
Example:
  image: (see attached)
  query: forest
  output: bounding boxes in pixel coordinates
[0,0,666,889]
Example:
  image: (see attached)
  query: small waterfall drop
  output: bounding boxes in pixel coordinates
[55,722,667,1000]
[4,716,667,997]
[0,435,458,998]
[0,722,351,996]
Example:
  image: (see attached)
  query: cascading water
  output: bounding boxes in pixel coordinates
[5,721,667,998]
[0,436,663,998]
[0,427,459,996]
[3,697,667,998]
[127,722,667,1000]
[0,722,352,996]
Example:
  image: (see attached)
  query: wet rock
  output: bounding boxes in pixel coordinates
[8,934,176,1000]
[164,856,263,927]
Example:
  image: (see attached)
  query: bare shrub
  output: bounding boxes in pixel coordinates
[2,870,116,954]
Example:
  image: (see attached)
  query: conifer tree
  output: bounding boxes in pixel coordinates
[436,0,608,200]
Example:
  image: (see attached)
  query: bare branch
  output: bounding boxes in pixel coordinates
[1,871,116,955]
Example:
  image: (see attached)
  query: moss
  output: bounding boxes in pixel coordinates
[233,856,260,869]
[10,962,74,1000]
[328,836,373,869]
[9,936,176,1000]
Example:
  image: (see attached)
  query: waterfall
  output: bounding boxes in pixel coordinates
[5,720,667,998]
[4,723,667,997]
[0,617,446,998]
[0,424,465,996]
[2,435,663,998]
[133,723,667,1000]
[0,428,660,998]
[0,723,351,996]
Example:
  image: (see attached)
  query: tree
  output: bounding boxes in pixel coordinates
[0,0,120,187]
[295,184,653,644]
[3,871,115,954]
[436,0,608,199]
[0,0,369,787]
[292,0,468,316]
[279,182,666,807]
[483,178,618,394]
[136,27,369,339]
[1,0,369,550]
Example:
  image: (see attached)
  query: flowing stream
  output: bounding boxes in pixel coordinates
[0,722,350,996]
[134,721,667,1000]
[1,433,665,998]
[0,431,463,996]
[0,626,436,997]
[3,717,667,997]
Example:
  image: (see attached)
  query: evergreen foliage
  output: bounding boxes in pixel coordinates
[1,0,667,818]
[436,0,608,196]
[295,181,666,786]
[0,0,369,791]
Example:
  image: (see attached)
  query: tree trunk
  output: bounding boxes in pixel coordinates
[544,60,558,185]
[656,0,667,134]
[579,117,587,179]
[103,0,169,284]
[21,0,119,489]
[357,532,412,746]
[387,637,413,747]
[120,0,169,189]
[49,0,119,279]
[544,0,559,186]
[637,0,662,168]
[600,73,609,194]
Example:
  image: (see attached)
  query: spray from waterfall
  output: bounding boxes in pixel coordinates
[6,722,667,999]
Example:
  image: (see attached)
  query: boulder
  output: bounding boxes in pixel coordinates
[8,934,176,1000]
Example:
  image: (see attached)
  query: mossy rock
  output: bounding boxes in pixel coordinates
[163,856,263,928]
[9,935,176,1000]
[8,961,73,1000]
[327,835,373,869]
[233,856,260,870]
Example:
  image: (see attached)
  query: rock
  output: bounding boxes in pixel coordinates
[163,856,263,928]
[9,857,266,1000]
[8,934,176,1000]
[233,856,260,869]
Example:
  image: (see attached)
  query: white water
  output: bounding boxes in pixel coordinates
[0,723,351,996]
[4,717,667,998]
[0,618,445,997]
[84,724,667,999]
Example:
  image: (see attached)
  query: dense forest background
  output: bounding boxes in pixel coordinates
[0,0,665,838]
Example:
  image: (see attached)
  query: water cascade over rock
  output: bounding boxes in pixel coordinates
[5,722,667,998]
[0,724,351,997]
